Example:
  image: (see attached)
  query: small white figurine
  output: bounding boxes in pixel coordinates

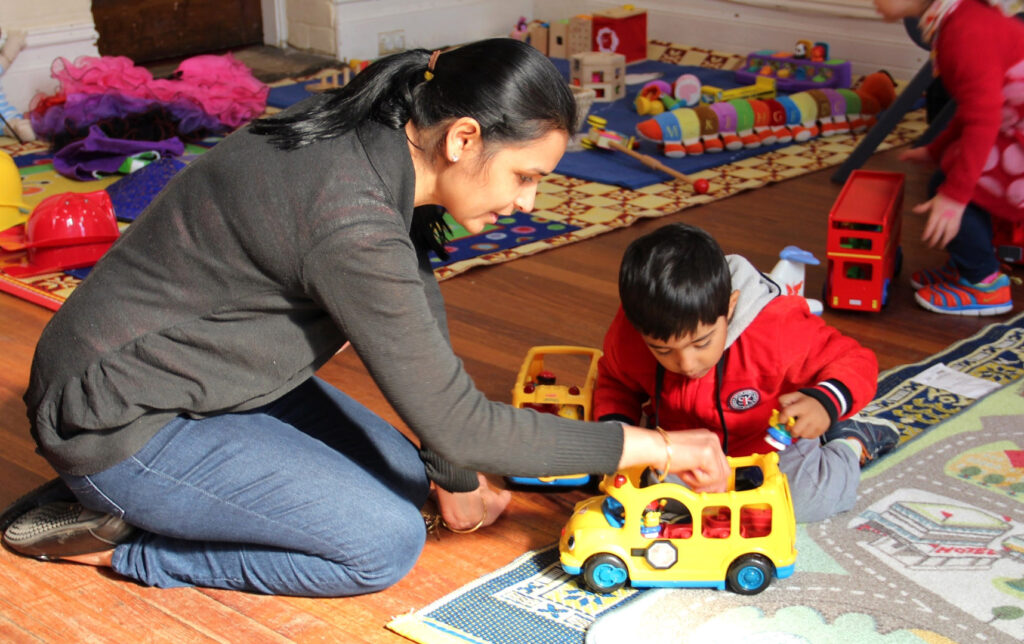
[769,245,823,315]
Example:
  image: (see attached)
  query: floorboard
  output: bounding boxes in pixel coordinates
[1,53,1018,640]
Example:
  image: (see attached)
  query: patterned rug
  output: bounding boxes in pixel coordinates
[386,311,1024,644]
[429,42,926,279]
[0,41,925,310]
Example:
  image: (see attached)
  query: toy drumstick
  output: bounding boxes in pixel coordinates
[584,116,709,194]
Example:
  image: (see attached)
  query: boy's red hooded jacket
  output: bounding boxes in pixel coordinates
[595,255,878,456]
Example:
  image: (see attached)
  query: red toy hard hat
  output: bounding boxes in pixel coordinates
[1,190,120,278]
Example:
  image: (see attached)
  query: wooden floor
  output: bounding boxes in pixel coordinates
[1,133,1020,639]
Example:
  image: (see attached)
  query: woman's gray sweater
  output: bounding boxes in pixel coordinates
[24,108,623,491]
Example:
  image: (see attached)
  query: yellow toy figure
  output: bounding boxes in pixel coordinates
[0,150,30,231]
[0,28,36,143]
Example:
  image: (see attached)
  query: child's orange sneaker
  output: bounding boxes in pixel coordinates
[915,274,1012,316]
[910,261,960,289]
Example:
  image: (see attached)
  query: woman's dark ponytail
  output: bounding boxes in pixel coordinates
[251,38,577,152]
[250,49,431,149]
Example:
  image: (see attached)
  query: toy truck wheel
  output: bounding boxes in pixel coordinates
[583,553,629,593]
[726,553,774,594]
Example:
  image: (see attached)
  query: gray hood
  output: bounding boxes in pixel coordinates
[725,254,780,349]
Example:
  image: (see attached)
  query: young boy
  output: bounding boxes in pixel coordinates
[594,223,900,522]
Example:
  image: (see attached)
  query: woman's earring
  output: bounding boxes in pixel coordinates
[451,155,459,163]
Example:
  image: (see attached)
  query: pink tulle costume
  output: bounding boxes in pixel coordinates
[31,53,268,145]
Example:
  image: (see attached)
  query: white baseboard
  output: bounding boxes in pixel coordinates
[4,23,100,114]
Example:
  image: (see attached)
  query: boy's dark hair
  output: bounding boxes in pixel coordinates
[618,223,732,341]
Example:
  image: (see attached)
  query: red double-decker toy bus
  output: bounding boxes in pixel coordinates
[825,170,904,312]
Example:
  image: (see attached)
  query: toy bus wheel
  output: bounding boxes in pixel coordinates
[726,553,773,595]
[583,553,629,593]
[881,278,891,307]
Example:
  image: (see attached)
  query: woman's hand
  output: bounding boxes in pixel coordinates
[619,425,730,493]
[435,473,511,532]
[898,146,932,164]
[917,193,967,249]
[670,430,731,492]
[777,391,830,440]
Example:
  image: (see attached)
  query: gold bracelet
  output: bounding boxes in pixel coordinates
[442,497,488,534]
[654,426,673,482]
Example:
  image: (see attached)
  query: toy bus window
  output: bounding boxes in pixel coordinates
[740,503,773,538]
[701,506,731,539]
[602,496,625,528]
[844,262,873,280]
[835,221,882,232]
[734,465,764,492]
[839,235,873,250]
[651,497,693,539]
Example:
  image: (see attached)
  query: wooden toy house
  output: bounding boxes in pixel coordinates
[570,51,626,102]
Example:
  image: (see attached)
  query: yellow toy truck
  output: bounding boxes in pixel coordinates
[508,345,602,486]
[560,451,797,594]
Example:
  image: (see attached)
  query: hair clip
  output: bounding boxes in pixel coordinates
[425,49,441,81]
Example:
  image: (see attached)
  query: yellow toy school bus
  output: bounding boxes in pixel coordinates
[560,452,797,594]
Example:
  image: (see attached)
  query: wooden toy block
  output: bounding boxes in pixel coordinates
[549,19,569,58]
[527,21,549,56]
[592,5,647,63]
[568,15,592,57]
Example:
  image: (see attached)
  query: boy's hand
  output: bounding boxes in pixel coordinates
[918,193,967,249]
[777,392,831,439]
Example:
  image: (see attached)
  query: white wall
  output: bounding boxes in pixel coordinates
[325,0,925,80]
[332,0,534,60]
[0,0,99,113]
[287,0,337,54]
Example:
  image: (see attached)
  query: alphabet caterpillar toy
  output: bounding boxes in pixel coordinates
[635,72,896,158]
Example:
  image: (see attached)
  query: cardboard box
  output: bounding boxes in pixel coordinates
[527,22,549,56]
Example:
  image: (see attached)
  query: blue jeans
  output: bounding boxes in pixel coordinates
[59,377,431,596]
[929,171,1000,283]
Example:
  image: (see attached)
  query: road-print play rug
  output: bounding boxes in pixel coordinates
[387,311,1024,644]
